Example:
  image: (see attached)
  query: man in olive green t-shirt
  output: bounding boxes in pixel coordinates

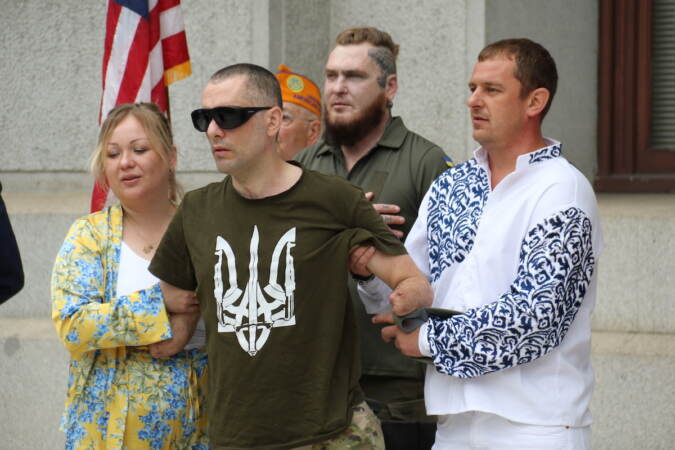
[149,63,433,449]
[296,27,451,449]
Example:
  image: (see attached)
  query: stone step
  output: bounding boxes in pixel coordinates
[1,192,87,320]
[0,319,67,450]
[594,194,675,334]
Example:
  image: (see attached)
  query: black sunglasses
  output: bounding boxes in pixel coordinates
[191,106,273,132]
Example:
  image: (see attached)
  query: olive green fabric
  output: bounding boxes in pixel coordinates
[296,117,451,422]
[150,166,405,449]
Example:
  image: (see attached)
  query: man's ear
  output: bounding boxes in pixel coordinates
[526,87,550,118]
[266,106,283,136]
[385,73,398,103]
[307,119,321,146]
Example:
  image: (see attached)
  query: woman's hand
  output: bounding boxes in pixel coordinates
[149,310,200,358]
[160,281,199,313]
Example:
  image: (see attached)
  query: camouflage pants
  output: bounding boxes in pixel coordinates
[294,402,385,450]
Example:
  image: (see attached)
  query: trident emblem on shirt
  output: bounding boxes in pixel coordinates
[213,226,296,356]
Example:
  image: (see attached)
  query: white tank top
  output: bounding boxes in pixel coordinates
[117,241,206,350]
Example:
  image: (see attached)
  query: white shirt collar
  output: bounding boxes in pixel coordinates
[473,138,562,173]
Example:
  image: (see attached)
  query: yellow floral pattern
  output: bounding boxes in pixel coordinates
[51,205,208,449]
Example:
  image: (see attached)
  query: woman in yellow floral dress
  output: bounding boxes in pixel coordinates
[51,103,208,449]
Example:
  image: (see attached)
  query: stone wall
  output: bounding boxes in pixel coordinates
[1,1,672,449]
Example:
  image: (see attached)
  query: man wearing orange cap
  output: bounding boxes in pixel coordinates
[275,64,322,160]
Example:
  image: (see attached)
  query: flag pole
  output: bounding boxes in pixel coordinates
[165,85,172,127]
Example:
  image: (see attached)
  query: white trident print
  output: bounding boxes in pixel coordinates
[213,226,296,356]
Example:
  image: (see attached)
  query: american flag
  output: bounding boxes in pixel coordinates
[91,0,191,212]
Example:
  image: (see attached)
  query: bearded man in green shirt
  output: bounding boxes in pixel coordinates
[296,27,452,450]
[150,63,434,450]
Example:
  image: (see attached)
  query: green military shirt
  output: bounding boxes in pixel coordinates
[296,117,452,422]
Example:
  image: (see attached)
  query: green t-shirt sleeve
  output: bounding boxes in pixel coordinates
[148,201,197,291]
[346,188,407,256]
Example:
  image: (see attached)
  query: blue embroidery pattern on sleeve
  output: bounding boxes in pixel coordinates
[426,207,595,378]
[426,160,489,283]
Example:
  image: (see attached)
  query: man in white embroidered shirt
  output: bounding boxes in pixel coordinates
[353,38,602,449]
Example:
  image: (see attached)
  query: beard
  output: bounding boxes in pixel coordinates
[324,92,388,148]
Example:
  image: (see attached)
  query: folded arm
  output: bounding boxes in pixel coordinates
[149,281,201,357]
[149,310,201,358]
[51,218,171,356]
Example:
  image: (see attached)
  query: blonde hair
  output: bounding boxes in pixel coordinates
[90,103,182,202]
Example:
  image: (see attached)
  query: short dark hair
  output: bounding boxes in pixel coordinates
[335,27,399,88]
[209,63,282,107]
[478,38,558,119]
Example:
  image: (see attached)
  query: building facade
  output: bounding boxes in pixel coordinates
[0,1,672,448]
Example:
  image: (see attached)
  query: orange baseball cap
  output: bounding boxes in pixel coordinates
[276,64,322,118]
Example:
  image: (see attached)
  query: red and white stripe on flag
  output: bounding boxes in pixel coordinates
[91,0,191,212]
